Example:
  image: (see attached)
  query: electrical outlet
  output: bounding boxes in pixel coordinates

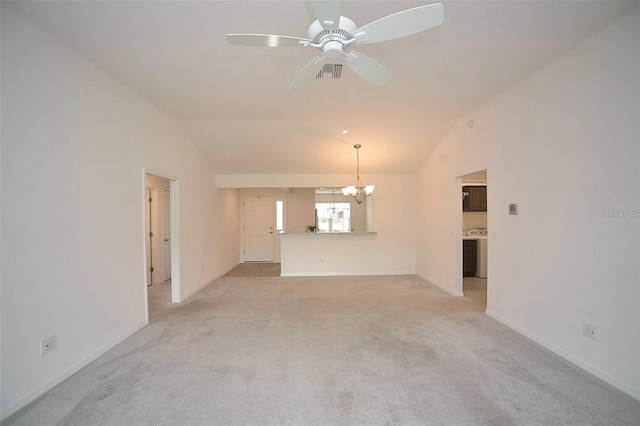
[583,323,597,341]
[41,335,57,355]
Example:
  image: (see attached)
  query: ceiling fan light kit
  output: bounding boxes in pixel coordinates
[226,2,444,91]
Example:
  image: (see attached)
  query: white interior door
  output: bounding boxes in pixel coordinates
[244,196,274,262]
[162,188,171,281]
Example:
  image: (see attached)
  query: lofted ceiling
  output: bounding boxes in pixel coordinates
[8,0,638,174]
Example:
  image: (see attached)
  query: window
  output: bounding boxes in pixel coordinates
[315,203,351,232]
[276,200,284,232]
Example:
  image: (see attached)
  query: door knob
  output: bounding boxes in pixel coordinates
[164,239,170,242]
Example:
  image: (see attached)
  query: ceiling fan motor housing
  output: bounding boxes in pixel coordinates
[308,16,357,58]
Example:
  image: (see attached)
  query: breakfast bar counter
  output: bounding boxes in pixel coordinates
[279,231,378,276]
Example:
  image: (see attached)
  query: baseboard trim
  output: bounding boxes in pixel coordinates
[485,309,640,402]
[416,273,464,297]
[180,262,239,302]
[280,271,414,277]
[1,320,148,421]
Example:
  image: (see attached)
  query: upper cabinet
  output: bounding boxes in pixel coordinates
[463,186,487,212]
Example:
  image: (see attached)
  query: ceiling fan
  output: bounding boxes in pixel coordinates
[226,1,444,91]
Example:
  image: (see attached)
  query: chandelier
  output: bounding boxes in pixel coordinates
[342,144,374,204]
[328,190,337,218]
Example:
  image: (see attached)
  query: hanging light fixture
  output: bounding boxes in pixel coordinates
[328,190,337,218]
[342,144,374,204]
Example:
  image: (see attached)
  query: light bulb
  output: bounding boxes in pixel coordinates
[342,129,349,135]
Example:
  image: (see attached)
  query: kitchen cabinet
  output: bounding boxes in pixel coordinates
[463,239,477,277]
[463,186,487,212]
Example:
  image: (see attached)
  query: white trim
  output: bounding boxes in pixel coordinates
[180,262,239,301]
[143,170,181,307]
[455,176,464,296]
[417,273,464,297]
[486,309,640,402]
[180,280,210,302]
[142,172,150,325]
[169,179,181,303]
[1,321,147,421]
[142,169,180,303]
[281,271,414,277]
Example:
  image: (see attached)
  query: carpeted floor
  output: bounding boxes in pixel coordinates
[4,272,638,425]
[222,262,282,278]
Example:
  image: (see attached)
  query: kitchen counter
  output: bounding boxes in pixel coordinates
[280,231,379,276]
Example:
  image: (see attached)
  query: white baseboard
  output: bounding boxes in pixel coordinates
[1,321,148,421]
[280,271,414,277]
[485,309,640,402]
[180,262,239,301]
[416,273,464,297]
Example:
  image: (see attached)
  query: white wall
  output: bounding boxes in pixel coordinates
[416,124,488,296]
[213,188,242,276]
[146,174,171,190]
[463,212,487,233]
[417,8,639,399]
[0,6,240,419]
[281,233,381,276]
[222,174,417,275]
[284,188,315,233]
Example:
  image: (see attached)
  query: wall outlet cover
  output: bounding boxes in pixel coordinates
[41,335,57,355]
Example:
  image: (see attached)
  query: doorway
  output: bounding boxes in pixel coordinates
[243,196,275,262]
[458,169,488,308]
[144,173,180,320]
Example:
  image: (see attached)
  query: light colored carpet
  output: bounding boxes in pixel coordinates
[4,274,638,425]
[223,262,281,278]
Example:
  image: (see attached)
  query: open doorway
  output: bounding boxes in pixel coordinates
[458,169,488,308]
[144,173,180,320]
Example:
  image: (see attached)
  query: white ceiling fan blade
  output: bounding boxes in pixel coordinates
[345,51,391,86]
[354,3,444,45]
[226,34,311,48]
[310,0,341,30]
[289,56,327,91]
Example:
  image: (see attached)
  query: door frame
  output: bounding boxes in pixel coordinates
[145,186,165,286]
[142,169,181,324]
[456,169,489,299]
[161,188,172,282]
[455,176,465,295]
[242,195,275,262]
